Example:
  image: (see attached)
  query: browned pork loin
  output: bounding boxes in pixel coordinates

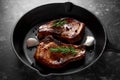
[34,36,86,69]
[38,18,85,43]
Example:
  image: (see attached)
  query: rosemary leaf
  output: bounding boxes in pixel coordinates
[50,47,76,55]
[52,19,67,27]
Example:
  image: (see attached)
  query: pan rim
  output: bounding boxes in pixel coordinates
[10,2,107,76]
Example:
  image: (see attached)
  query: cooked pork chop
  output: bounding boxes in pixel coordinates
[34,36,86,69]
[38,18,85,43]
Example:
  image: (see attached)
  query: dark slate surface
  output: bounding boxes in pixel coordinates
[0,0,120,80]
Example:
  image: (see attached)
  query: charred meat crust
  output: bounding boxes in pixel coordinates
[34,36,86,69]
[38,18,85,43]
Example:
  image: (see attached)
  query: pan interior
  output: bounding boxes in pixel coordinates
[23,22,95,74]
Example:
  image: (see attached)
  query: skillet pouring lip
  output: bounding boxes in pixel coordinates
[11,2,107,76]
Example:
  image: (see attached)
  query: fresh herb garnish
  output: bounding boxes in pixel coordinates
[50,46,76,55]
[52,19,67,27]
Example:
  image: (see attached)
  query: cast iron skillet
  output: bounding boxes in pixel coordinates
[12,2,107,76]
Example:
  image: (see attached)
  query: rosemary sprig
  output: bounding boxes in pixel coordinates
[50,46,76,55]
[52,19,67,27]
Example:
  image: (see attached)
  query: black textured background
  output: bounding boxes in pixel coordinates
[0,0,120,80]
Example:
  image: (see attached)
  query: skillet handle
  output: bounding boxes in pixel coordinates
[64,2,73,13]
[105,39,120,52]
[31,63,52,77]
